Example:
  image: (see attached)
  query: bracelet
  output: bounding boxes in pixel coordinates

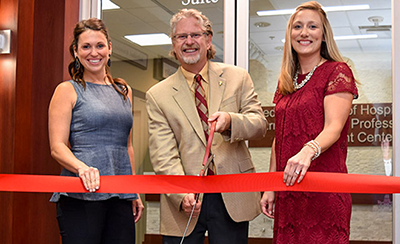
[312,140,321,156]
[304,140,321,161]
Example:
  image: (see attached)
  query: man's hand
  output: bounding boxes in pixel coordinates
[208,112,231,133]
[181,193,201,218]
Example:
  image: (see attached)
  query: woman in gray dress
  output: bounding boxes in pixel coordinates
[48,18,143,244]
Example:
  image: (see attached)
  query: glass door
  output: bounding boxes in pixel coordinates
[246,0,394,242]
[99,0,226,243]
[80,0,400,242]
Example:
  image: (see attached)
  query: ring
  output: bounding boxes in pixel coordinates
[295,171,300,175]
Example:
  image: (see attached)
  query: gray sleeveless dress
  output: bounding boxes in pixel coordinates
[50,80,138,202]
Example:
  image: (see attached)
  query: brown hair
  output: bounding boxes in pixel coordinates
[279,1,345,95]
[68,18,128,99]
[169,8,216,60]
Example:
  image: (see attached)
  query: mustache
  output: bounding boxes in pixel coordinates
[182,44,200,49]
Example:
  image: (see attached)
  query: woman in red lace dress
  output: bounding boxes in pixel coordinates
[260,1,358,243]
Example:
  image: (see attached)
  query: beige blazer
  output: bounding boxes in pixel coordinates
[146,61,267,236]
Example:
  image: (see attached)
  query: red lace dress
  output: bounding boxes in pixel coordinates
[272,61,358,244]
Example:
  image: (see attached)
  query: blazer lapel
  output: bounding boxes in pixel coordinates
[208,61,226,115]
[172,69,207,145]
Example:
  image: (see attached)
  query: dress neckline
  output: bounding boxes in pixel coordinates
[86,81,112,86]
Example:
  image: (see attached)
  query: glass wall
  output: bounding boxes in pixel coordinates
[248,0,393,241]
[78,0,399,242]
[100,0,224,242]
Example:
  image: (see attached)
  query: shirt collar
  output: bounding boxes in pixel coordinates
[181,61,209,85]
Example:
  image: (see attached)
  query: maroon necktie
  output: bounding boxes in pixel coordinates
[194,74,214,175]
[195,74,209,140]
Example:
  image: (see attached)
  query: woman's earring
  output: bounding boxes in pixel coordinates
[107,54,111,67]
[75,57,80,70]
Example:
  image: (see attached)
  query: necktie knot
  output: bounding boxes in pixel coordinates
[195,74,202,83]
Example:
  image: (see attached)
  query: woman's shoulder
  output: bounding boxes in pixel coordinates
[50,80,78,107]
[323,60,351,71]
[320,61,354,79]
[55,80,77,92]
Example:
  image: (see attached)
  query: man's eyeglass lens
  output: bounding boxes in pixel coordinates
[174,32,207,41]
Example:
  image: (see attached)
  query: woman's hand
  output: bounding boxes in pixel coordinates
[381,138,391,161]
[132,196,144,223]
[260,191,275,218]
[283,145,315,186]
[77,166,100,192]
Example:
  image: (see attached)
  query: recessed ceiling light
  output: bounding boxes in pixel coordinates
[254,22,271,28]
[334,34,378,40]
[324,4,370,12]
[281,34,378,43]
[124,33,171,46]
[102,0,120,10]
[257,4,370,16]
[258,9,294,16]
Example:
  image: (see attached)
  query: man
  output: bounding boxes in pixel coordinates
[146,8,267,244]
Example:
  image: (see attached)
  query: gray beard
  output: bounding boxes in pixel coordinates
[182,53,201,64]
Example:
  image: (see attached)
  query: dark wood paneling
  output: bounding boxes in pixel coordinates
[0,0,18,175]
[63,0,79,81]
[12,0,64,242]
[30,0,65,175]
[145,193,161,202]
[0,0,19,243]
[12,0,36,239]
[0,191,12,244]
[352,193,392,205]
[0,0,79,243]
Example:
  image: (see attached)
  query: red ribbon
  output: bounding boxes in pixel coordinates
[0,172,399,194]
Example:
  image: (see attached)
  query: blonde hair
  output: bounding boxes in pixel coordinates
[169,8,216,60]
[279,1,344,95]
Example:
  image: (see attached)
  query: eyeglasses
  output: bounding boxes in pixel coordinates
[173,32,208,41]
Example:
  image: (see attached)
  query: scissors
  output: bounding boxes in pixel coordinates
[200,153,215,177]
[180,121,216,244]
